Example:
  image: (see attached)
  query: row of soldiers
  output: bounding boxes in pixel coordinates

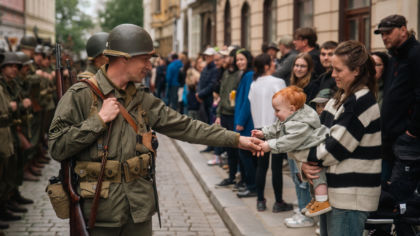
[0,32,111,229]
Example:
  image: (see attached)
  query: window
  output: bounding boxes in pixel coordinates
[294,0,313,30]
[154,0,161,13]
[241,2,250,49]
[340,0,371,49]
[224,0,232,46]
[263,0,277,44]
[202,17,212,49]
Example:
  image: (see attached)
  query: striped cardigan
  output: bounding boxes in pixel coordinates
[299,87,382,212]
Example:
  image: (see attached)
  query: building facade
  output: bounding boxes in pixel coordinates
[24,0,55,44]
[0,0,25,50]
[145,0,420,57]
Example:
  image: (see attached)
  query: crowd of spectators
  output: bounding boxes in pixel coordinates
[146,14,420,236]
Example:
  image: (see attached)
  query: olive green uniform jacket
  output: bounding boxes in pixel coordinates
[77,63,98,80]
[0,86,14,200]
[48,67,239,227]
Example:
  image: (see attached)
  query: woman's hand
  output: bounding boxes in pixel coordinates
[236,125,244,131]
[301,162,322,184]
[214,117,221,125]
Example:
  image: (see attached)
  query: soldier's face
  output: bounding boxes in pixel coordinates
[126,55,152,82]
[1,64,19,79]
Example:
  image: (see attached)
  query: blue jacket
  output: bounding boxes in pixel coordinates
[166,59,183,86]
[234,70,254,136]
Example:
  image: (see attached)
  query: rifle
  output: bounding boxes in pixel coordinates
[55,43,89,236]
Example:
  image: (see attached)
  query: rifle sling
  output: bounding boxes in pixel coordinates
[80,78,138,133]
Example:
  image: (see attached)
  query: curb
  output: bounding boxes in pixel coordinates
[172,139,272,236]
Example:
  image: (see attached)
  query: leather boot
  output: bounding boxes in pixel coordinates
[0,222,9,229]
[29,165,42,176]
[23,169,40,182]
[13,190,33,205]
[6,201,27,213]
[32,161,45,169]
[0,205,21,221]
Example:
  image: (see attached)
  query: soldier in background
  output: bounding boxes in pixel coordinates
[0,52,33,222]
[78,32,109,80]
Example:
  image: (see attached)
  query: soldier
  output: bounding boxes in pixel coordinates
[78,32,109,80]
[19,35,37,59]
[49,24,261,235]
[0,52,34,221]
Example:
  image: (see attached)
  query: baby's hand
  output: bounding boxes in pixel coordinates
[259,141,271,153]
[251,129,264,139]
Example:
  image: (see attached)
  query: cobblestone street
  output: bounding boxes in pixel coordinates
[3,134,230,236]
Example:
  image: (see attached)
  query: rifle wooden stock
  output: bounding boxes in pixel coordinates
[56,43,88,235]
[62,161,89,236]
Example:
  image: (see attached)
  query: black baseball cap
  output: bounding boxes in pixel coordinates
[374,15,407,34]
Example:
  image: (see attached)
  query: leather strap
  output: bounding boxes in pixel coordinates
[80,78,138,133]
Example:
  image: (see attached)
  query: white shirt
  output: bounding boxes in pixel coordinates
[248,75,286,128]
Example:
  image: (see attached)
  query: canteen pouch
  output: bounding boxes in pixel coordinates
[79,181,111,199]
[46,183,70,219]
[124,154,150,182]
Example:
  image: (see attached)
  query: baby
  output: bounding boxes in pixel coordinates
[251,86,331,217]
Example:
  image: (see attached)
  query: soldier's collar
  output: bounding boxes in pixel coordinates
[98,65,136,99]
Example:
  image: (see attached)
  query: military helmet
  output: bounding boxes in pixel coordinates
[16,51,33,65]
[103,24,155,58]
[43,46,52,57]
[34,45,44,55]
[0,52,22,68]
[20,35,37,50]
[86,32,109,60]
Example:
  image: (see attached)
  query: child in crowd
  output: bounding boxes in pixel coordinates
[252,86,331,217]
[310,88,333,116]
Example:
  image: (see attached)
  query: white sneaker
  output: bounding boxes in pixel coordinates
[285,212,315,228]
[284,211,302,224]
[315,227,320,235]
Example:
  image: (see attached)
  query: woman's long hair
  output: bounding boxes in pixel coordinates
[253,53,272,80]
[290,53,314,89]
[371,51,389,81]
[236,48,253,72]
[333,40,376,108]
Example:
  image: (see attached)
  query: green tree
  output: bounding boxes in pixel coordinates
[56,0,93,56]
[99,0,143,31]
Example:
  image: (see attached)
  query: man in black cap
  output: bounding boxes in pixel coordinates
[375,14,420,234]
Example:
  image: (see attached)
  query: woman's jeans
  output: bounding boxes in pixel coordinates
[288,158,311,210]
[320,208,369,236]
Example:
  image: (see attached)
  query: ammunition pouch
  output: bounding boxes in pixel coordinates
[46,183,70,219]
[79,181,110,199]
[74,160,121,183]
[123,154,151,182]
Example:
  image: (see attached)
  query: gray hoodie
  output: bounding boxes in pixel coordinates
[262,104,329,159]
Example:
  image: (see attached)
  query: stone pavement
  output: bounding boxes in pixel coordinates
[173,139,317,236]
[3,134,230,236]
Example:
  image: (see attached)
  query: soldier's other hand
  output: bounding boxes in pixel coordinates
[9,101,17,111]
[36,70,43,76]
[251,129,264,138]
[214,117,221,125]
[98,98,120,123]
[22,98,32,108]
[238,136,262,153]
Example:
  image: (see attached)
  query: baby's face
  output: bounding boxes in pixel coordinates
[272,96,296,122]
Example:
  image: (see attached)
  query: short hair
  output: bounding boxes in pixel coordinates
[294,27,317,47]
[320,41,338,50]
[278,35,294,49]
[273,85,306,110]
[171,53,178,60]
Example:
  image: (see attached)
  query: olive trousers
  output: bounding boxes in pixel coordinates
[89,219,152,236]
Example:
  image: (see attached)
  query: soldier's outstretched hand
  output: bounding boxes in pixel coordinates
[238,136,263,154]
[98,97,120,123]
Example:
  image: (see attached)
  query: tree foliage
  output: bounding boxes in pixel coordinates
[56,0,93,55]
[99,0,143,31]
